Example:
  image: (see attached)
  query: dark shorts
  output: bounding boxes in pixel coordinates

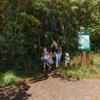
[43,60,48,64]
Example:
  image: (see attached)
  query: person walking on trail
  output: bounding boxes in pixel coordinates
[51,40,62,68]
[41,47,50,72]
[48,51,53,68]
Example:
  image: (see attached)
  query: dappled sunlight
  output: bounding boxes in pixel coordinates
[0,83,31,100]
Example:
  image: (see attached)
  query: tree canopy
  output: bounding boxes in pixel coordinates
[0,0,100,71]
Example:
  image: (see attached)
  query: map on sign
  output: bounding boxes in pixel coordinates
[78,32,91,51]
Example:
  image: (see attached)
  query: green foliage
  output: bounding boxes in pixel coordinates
[0,0,100,75]
[20,12,40,25]
[60,67,92,79]
[0,0,41,70]
[0,70,21,87]
[60,66,100,79]
[60,53,100,79]
[58,36,67,46]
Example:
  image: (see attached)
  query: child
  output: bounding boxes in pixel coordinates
[48,51,53,69]
[41,47,49,72]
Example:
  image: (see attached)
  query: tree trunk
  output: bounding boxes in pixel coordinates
[59,17,65,35]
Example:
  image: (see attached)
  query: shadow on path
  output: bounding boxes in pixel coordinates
[31,68,61,83]
[0,83,31,100]
[31,68,80,83]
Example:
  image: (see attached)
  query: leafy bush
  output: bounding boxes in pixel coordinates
[60,53,100,79]
[60,67,91,79]
[0,70,21,87]
[70,55,81,69]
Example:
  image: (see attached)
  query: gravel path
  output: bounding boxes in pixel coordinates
[27,77,100,100]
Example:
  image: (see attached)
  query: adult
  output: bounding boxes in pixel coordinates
[51,40,62,67]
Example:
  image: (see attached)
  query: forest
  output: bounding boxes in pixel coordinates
[0,0,100,86]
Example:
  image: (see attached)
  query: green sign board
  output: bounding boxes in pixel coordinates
[78,32,91,51]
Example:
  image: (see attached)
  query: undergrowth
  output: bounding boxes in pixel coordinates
[60,53,100,79]
[0,70,22,87]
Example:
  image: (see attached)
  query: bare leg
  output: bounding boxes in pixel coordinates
[47,64,51,71]
[43,64,46,72]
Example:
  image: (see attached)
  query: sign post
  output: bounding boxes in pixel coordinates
[78,32,91,51]
[78,31,91,67]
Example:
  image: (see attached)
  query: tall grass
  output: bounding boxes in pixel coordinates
[0,61,42,87]
[60,53,100,79]
[0,70,22,87]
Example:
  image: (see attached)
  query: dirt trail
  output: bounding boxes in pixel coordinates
[27,77,100,100]
[1,77,100,100]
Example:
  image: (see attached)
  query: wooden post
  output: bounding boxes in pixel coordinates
[82,51,89,67]
[82,51,86,67]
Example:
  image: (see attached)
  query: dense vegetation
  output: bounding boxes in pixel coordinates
[0,0,100,86]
